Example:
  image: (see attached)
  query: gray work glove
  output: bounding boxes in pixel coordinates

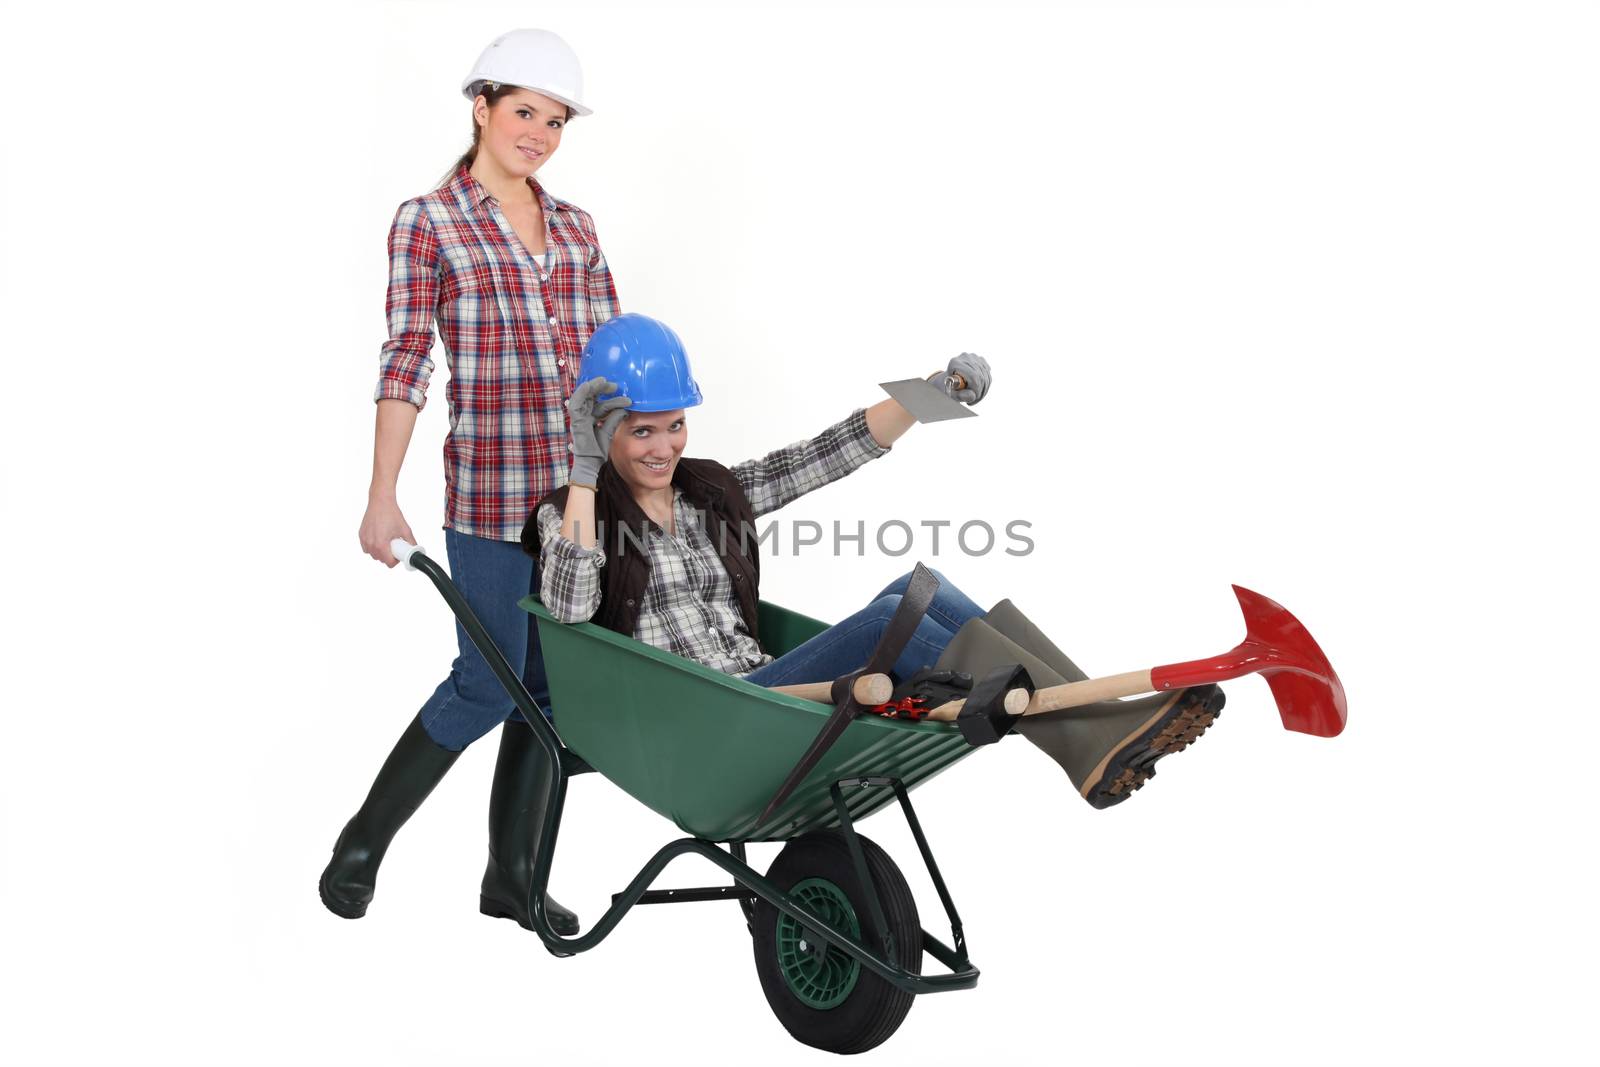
[928,352,991,405]
[567,376,632,487]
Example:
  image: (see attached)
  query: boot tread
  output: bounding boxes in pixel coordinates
[1082,686,1224,809]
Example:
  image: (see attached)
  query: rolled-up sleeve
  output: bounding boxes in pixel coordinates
[731,408,890,518]
[374,202,439,410]
[535,502,606,623]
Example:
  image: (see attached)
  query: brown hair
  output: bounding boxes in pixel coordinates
[448,83,575,180]
[452,82,522,175]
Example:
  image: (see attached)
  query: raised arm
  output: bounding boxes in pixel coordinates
[730,409,890,519]
[539,377,632,623]
[733,354,992,518]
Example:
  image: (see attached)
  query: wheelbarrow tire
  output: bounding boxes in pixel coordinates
[751,831,920,1055]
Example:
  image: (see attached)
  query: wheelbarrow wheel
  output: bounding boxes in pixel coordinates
[751,830,920,1055]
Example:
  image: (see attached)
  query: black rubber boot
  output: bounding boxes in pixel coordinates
[319,714,462,919]
[478,719,581,936]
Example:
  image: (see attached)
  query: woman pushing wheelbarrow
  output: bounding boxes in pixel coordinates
[324,29,616,936]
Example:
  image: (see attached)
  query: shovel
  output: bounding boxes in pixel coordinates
[775,585,1346,738]
[922,585,1347,736]
[879,371,977,423]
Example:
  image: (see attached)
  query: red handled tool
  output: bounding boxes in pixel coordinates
[925,585,1346,737]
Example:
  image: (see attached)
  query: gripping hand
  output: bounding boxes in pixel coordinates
[929,352,991,405]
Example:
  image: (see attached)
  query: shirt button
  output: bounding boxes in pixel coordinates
[540,272,549,281]
[548,314,558,325]
[557,359,566,367]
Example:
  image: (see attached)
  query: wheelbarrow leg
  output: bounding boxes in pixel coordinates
[731,842,757,928]
[829,778,971,972]
[480,718,580,936]
[393,547,589,949]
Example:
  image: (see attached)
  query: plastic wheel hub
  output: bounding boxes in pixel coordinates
[776,877,861,1009]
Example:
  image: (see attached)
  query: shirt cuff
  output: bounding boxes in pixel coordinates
[546,533,606,570]
[374,378,427,411]
[844,407,891,461]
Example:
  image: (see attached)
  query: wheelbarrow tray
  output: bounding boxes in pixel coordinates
[520,596,975,842]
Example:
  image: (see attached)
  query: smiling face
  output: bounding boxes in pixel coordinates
[472,87,568,179]
[609,409,688,493]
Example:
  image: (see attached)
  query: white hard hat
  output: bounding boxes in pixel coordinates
[461,29,591,117]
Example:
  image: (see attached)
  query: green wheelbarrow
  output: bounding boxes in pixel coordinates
[394,542,982,1056]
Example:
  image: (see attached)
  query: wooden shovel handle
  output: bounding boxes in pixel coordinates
[769,674,894,706]
[924,669,1156,722]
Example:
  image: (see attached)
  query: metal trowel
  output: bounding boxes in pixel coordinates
[879,373,978,423]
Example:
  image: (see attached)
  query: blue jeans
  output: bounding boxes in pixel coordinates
[417,529,551,751]
[742,569,986,688]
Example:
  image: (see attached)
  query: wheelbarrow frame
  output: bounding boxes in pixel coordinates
[404,547,980,996]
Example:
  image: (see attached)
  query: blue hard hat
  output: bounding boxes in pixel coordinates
[577,313,704,413]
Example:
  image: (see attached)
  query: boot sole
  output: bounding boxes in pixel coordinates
[1080,685,1224,809]
[480,894,581,937]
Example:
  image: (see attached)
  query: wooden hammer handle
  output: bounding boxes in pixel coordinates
[922,686,1030,721]
[769,673,894,706]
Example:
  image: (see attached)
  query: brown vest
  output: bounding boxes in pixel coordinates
[522,458,763,645]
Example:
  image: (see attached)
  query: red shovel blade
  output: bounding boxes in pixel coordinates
[1150,585,1347,737]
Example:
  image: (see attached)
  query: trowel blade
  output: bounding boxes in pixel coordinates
[879,378,978,423]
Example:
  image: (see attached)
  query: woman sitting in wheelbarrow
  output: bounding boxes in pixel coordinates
[526,314,1221,813]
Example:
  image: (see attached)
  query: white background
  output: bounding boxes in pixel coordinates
[3,1,1597,1064]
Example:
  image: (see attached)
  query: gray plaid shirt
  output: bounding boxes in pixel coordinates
[536,409,888,675]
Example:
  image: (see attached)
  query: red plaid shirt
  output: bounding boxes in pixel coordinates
[375,166,621,541]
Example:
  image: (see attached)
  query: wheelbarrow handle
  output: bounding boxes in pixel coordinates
[389,538,424,570]
[768,674,894,706]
